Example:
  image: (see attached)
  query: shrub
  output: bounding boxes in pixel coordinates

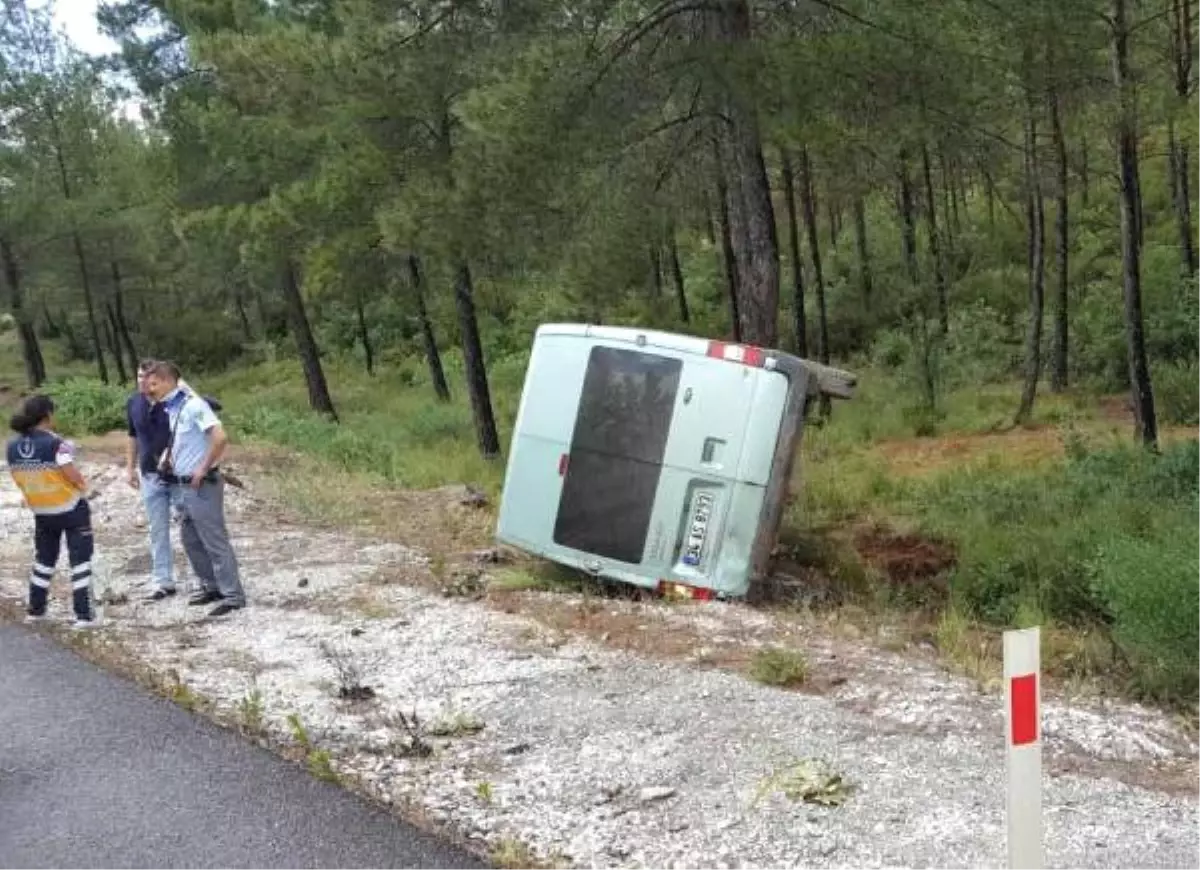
[46,377,129,436]
[749,647,809,687]
[1151,359,1199,426]
[1087,515,1199,704]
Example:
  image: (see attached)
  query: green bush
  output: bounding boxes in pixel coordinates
[912,439,1199,702]
[46,377,129,436]
[1151,359,1199,425]
[1087,514,1199,704]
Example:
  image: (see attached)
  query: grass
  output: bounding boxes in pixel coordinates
[748,647,809,688]
[5,332,1196,709]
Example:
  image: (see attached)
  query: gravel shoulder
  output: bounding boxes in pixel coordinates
[0,456,1196,869]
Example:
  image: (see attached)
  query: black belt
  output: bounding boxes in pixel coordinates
[160,468,221,486]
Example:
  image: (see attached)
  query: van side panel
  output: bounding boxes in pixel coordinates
[495,335,586,550]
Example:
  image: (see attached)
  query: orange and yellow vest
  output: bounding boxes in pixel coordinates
[6,429,82,515]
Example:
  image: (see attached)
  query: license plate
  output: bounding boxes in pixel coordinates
[682,492,714,566]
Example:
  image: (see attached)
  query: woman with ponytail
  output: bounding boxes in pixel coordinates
[6,395,97,628]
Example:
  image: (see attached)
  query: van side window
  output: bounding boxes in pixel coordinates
[553,345,682,564]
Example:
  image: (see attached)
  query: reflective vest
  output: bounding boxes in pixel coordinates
[6,429,82,515]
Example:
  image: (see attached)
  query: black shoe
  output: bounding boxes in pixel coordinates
[144,587,177,602]
[207,601,243,618]
[187,590,223,606]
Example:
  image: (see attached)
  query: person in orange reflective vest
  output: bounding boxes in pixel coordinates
[6,395,97,628]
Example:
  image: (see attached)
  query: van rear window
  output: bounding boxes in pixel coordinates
[553,345,682,564]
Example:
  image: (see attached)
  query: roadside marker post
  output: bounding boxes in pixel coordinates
[1004,626,1044,870]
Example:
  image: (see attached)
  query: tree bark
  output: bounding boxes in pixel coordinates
[666,225,690,323]
[453,261,501,459]
[799,148,828,363]
[72,232,108,384]
[0,235,46,387]
[407,255,451,402]
[852,194,873,311]
[356,290,375,376]
[649,246,664,297]
[898,153,920,285]
[1079,140,1090,209]
[281,260,338,421]
[105,304,129,384]
[709,0,780,348]
[1049,88,1070,392]
[779,147,808,357]
[1015,103,1047,426]
[920,143,948,334]
[1167,0,1196,274]
[1111,0,1158,447]
[110,257,139,374]
[712,157,743,343]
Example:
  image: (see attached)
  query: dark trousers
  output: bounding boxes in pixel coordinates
[29,501,94,620]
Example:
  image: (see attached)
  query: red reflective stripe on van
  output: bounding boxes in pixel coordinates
[558,453,568,476]
[706,340,765,368]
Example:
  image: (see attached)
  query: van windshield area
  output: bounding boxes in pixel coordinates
[553,345,681,564]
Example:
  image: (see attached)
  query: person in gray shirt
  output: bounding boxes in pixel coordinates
[143,360,246,617]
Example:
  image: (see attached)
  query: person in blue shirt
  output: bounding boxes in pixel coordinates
[143,360,245,617]
[125,359,181,601]
[6,394,97,628]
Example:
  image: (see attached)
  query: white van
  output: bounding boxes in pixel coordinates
[495,324,856,599]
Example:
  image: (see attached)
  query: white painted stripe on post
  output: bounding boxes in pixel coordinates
[1004,626,1043,870]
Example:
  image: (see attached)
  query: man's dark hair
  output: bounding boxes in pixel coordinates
[10,394,55,435]
[137,358,159,374]
[145,360,182,381]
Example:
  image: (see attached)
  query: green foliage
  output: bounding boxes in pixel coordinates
[912,439,1199,703]
[47,377,128,435]
[1151,359,1199,425]
[1087,512,1199,704]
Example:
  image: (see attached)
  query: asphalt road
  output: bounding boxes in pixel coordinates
[0,624,486,869]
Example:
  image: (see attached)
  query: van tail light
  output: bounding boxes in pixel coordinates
[707,340,765,368]
[558,453,568,476]
[658,580,716,601]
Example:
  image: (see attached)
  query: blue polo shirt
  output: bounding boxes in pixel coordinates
[126,393,170,475]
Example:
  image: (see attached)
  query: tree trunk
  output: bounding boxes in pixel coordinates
[281,260,338,421]
[827,200,839,250]
[1049,88,1070,392]
[852,194,873,310]
[898,154,921,285]
[666,225,690,323]
[105,305,129,384]
[701,191,717,245]
[799,147,830,378]
[779,147,808,357]
[649,246,664,297]
[1111,0,1158,447]
[0,235,46,388]
[939,148,957,248]
[407,255,451,403]
[72,232,108,384]
[984,168,997,229]
[1015,104,1047,426]
[710,0,780,348]
[712,157,743,343]
[453,261,501,459]
[233,284,254,342]
[356,290,375,376]
[1168,0,1196,274]
[920,143,948,334]
[1079,139,1090,209]
[110,257,139,374]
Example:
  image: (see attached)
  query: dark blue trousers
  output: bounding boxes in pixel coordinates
[29,501,94,621]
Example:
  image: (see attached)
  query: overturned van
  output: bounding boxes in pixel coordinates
[495,324,857,600]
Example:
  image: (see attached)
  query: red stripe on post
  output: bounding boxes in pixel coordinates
[1010,673,1038,746]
